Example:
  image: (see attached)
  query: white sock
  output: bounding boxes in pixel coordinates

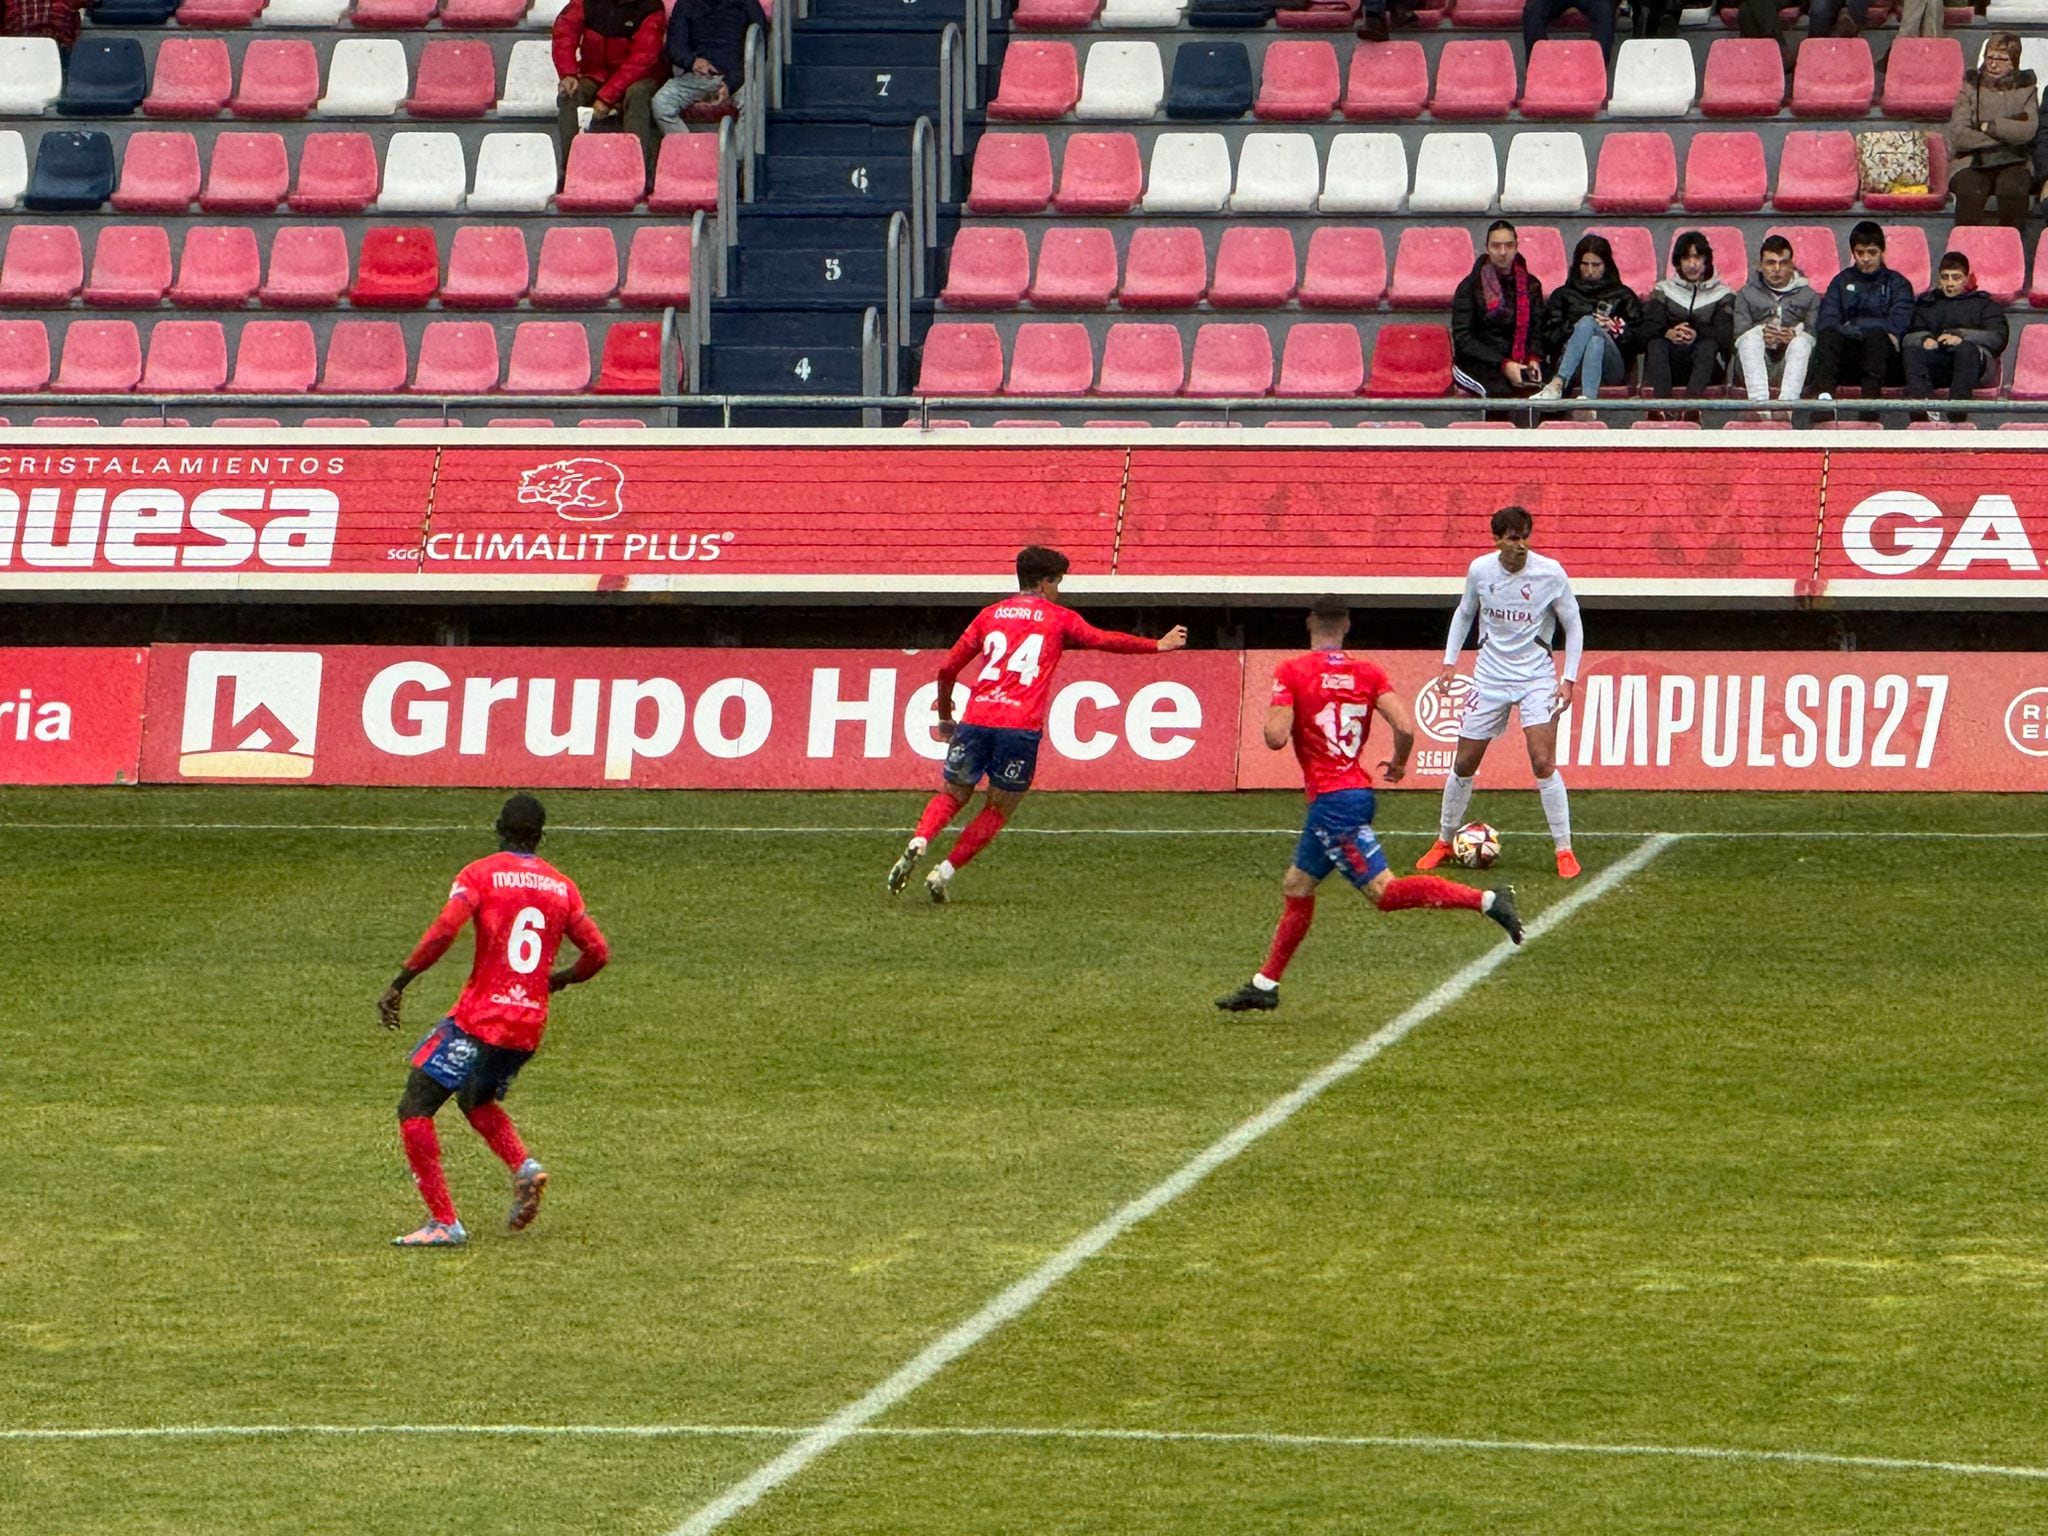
[1439,773,1475,841]
[1538,772,1572,851]
[1252,973,1278,992]
[908,836,927,853]
[932,859,955,880]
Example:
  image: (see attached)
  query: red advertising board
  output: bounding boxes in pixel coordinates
[137,645,1244,790]
[1236,649,2048,792]
[0,647,146,784]
[1816,449,2048,598]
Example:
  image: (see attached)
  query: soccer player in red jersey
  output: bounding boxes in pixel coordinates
[1216,598,1523,1013]
[377,794,610,1247]
[887,545,1188,903]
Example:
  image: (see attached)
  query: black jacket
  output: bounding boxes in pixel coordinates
[1642,276,1735,356]
[1543,275,1643,360]
[1902,286,2009,355]
[665,0,769,89]
[1450,256,1545,373]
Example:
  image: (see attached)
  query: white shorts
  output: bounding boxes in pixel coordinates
[1457,676,1558,741]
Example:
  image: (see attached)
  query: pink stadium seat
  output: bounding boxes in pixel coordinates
[1772,130,1857,213]
[260,226,350,308]
[290,132,381,214]
[917,322,1004,394]
[1765,224,1841,289]
[1518,41,1605,119]
[112,132,202,212]
[503,321,592,393]
[55,321,143,392]
[200,132,289,212]
[353,0,441,25]
[987,40,1080,121]
[1591,132,1678,214]
[1255,41,1341,121]
[408,41,498,119]
[0,321,52,390]
[649,132,719,212]
[1388,226,1475,309]
[169,226,261,308]
[1299,226,1386,309]
[1584,225,1660,298]
[82,226,173,307]
[1881,37,1963,121]
[175,0,266,24]
[620,225,692,308]
[440,226,530,308]
[1027,226,1117,309]
[1943,225,2025,305]
[1052,132,1142,215]
[1098,323,1185,395]
[1430,40,1517,120]
[1452,0,1525,23]
[413,321,501,393]
[143,40,232,118]
[141,320,228,392]
[231,41,321,119]
[1363,323,1452,397]
[595,320,662,394]
[123,417,190,427]
[32,416,105,427]
[1682,132,1767,213]
[966,133,1055,214]
[0,226,84,306]
[2028,232,2048,308]
[438,0,530,22]
[349,227,442,308]
[556,134,645,213]
[1006,322,1094,395]
[1011,0,1102,26]
[486,417,556,427]
[1862,134,1947,214]
[1118,227,1208,308]
[1276,322,1365,396]
[228,320,316,393]
[1276,0,1369,30]
[1696,224,1748,290]
[1341,40,1428,121]
[1881,224,1931,297]
[209,417,283,427]
[532,226,620,308]
[1789,38,1874,117]
[2005,325,2048,399]
[576,417,648,428]
[940,227,1030,309]
[319,321,410,393]
[1186,323,1274,397]
[1516,224,1568,294]
[1700,38,1785,117]
[1210,227,1298,308]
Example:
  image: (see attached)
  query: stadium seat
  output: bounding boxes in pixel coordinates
[1185,0,1267,25]
[200,132,289,212]
[1231,133,1319,213]
[497,40,559,117]
[319,320,410,393]
[1429,41,1517,120]
[231,41,322,118]
[1389,226,1474,309]
[468,132,556,213]
[95,0,181,22]
[0,38,63,115]
[1100,0,1184,22]
[1944,224,2025,304]
[1451,0,1524,22]
[2005,324,2048,399]
[649,131,719,212]
[1255,41,1340,121]
[1695,224,1748,290]
[1500,132,1586,214]
[82,226,173,306]
[967,134,1055,214]
[1363,323,1452,397]
[1790,38,1875,117]
[57,39,149,118]
[25,132,115,212]
[1882,38,1963,120]
[1141,132,1231,213]
[1319,132,1406,212]
[1518,41,1606,120]
[1052,132,1143,214]
[1013,0,1106,26]
[2028,231,2048,307]
[1772,130,1857,213]
[916,322,1004,394]
[1765,224,1840,290]
[318,39,410,116]
[228,320,317,392]
[1210,226,1298,307]
[350,226,441,307]
[1186,322,1273,396]
[1607,38,1696,117]
[0,133,27,211]
[1863,134,1948,214]
[1341,40,1428,121]
[1119,226,1209,307]
[595,320,661,393]
[0,320,52,390]
[0,226,84,306]
[1276,322,1364,396]
[377,132,467,211]
[1005,322,1094,394]
[143,40,232,118]
[141,320,228,392]
[354,0,441,25]
[988,40,1081,120]
[1409,132,1497,215]
[1590,132,1677,213]
[532,226,619,307]
[1516,223,1568,294]
[1682,131,1767,213]
[1166,43,1254,120]
[290,131,380,212]
[413,321,500,392]
[1098,323,1186,395]
[168,226,262,307]
[441,0,531,21]
[1585,224,1659,297]
[442,226,531,308]
[503,321,592,393]
[554,134,642,212]
[526,0,574,29]
[259,225,350,307]
[1700,38,1786,118]
[1881,224,1931,296]
[1027,226,1118,308]
[1075,41,1165,121]
[1299,226,1386,308]
[55,321,144,392]
[111,131,201,212]
[176,0,265,22]
[409,40,498,118]
[940,228,1029,309]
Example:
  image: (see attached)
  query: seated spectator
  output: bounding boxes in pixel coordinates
[654,0,769,136]
[1533,233,1641,413]
[1811,221,1914,422]
[1732,234,1820,415]
[1642,230,1734,415]
[553,0,670,186]
[1894,0,1944,38]
[1451,220,1547,404]
[1732,0,1793,69]
[1356,0,1420,44]
[1523,0,1617,65]
[1631,0,1682,39]
[2,0,85,50]
[1948,33,2037,228]
[1902,251,2008,422]
[1808,0,1869,40]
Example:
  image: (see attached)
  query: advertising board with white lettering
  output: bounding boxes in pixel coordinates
[0,647,146,783]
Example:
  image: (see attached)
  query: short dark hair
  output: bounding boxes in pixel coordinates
[1485,219,1517,241]
[1759,235,1794,259]
[1308,595,1350,630]
[1016,545,1070,588]
[1491,505,1534,539]
[1849,221,1886,252]
[1939,250,1972,274]
[497,793,545,851]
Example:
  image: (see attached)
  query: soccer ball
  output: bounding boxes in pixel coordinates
[1452,822,1501,870]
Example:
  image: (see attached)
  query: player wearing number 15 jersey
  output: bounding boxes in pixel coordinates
[377,794,609,1247]
[887,545,1188,904]
[1216,598,1522,1013]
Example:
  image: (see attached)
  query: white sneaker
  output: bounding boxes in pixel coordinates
[1532,376,1566,400]
[886,837,925,895]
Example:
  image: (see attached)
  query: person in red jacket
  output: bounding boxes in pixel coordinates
[553,0,670,188]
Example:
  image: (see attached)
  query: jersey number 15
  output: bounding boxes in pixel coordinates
[1317,702,1370,760]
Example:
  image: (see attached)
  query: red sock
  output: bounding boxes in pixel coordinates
[1260,894,1316,982]
[400,1116,458,1225]
[943,806,1008,869]
[914,792,961,844]
[464,1102,528,1171]
[1376,875,1485,913]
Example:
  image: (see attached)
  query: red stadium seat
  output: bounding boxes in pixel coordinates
[1683,132,1767,214]
[260,226,349,308]
[1052,132,1142,214]
[2005,324,2048,399]
[1882,38,1963,121]
[555,135,644,213]
[1772,130,1857,213]
[353,0,440,26]
[111,132,201,212]
[2028,231,2048,308]
[1341,40,1428,121]
[917,322,1004,395]
[1700,38,1784,117]
[0,226,83,306]
[82,226,172,307]
[503,321,592,393]
[621,225,692,308]
[1118,226,1208,308]
[169,226,261,308]
[1764,224,1841,290]
[140,320,228,392]
[1584,224,1660,298]
[966,133,1054,215]
[142,40,232,119]
[438,0,529,22]
[55,320,143,392]
[1027,226,1118,309]
[1276,322,1364,397]
[407,40,497,119]
[1186,322,1274,397]
[1098,322,1185,395]
[1790,38,1874,117]
[290,132,380,213]
[412,321,501,393]
[1518,41,1605,119]
[319,320,410,393]
[441,225,530,309]
[940,227,1030,309]
[200,132,288,212]
[1452,0,1525,22]
[1943,224,2025,305]
[228,320,316,393]
[231,41,321,119]
[1695,225,1748,290]
[532,226,619,308]
[1517,223,1568,294]
[1388,226,1474,309]
[649,131,719,212]
[987,40,1080,121]
[1363,323,1452,397]
[1881,224,1931,297]
[1006,322,1094,395]
[1299,226,1387,309]
[1429,40,1517,120]
[349,226,441,308]
[1255,41,1341,121]
[1209,226,1298,308]
[176,0,266,25]
[595,320,662,394]
[1590,132,1677,214]
[0,320,52,390]
[1011,0,1102,26]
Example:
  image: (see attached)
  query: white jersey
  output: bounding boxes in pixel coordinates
[1443,550,1584,688]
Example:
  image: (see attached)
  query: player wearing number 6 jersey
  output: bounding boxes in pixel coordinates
[887,545,1188,903]
[378,794,609,1247]
[1216,598,1521,1013]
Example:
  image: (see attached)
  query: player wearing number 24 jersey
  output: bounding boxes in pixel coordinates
[377,794,609,1247]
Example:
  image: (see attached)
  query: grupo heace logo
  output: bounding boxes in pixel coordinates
[1415,673,1479,744]
[517,458,626,523]
[178,651,322,779]
[2006,686,2048,758]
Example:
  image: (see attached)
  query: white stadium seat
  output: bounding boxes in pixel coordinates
[1318,132,1407,213]
[467,132,557,213]
[376,132,468,212]
[317,39,411,117]
[0,38,63,115]
[525,0,571,25]
[1075,41,1165,121]
[1141,131,1231,212]
[1100,0,1186,23]
[1231,132,1319,213]
[1608,38,1697,117]
[0,132,26,210]
[498,40,560,118]
[1407,131,1499,214]
[264,0,351,23]
[1500,130,1589,213]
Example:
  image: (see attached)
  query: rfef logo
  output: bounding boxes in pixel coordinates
[516,459,627,523]
[2005,686,2048,758]
[1416,674,1478,744]
[178,651,322,778]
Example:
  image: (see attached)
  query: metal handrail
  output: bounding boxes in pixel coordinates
[950,22,967,151]
[938,23,958,192]
[885,212,905,354]
[716,116,739,248]
[740,22,767,197]
[775,0,791,109]
[862,305,892,417]
[911,116,934,259]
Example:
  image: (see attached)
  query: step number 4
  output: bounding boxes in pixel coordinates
[794,357,813,382]
[874,73,891,96]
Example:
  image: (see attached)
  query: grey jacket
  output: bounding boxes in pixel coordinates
[1732,269,1820,339]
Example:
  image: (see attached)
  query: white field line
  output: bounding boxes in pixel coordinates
[1,1421,2043,1485]
[662,834,1677,1536]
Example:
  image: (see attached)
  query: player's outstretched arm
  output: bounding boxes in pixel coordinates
[1374,694,1418,783]
[378,894,472,1029]
[1067,615,1188,653]
[549,910,612,993]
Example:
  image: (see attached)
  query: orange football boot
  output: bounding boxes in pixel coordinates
[1415,838,1455,871]
[1556,849,1581,880]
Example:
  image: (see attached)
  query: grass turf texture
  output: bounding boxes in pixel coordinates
[0,787,2042,1534]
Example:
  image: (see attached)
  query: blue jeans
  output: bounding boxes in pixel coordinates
[1556,314,1626,400]
[1806,0,1869,34]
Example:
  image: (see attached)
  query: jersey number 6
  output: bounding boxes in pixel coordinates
[507,906,546,974]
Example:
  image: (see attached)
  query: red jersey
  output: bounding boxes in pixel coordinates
[936,594,1161,731]
[1271,648,1393,800]
[403,850,609,1052]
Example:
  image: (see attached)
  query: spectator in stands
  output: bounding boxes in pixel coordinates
[1810,221,1914,422]
[654,0,769,137]
[1948,33,2038,228]
[1356,0,1422,44]
[1533,233,1640,414]
[1642,231,1734,416]
[1451,221,1547,407]
[1631,0,1683,39]
[1807,0,1870,41]
[1523,0,1617,64]
[554,0,670,187]
[1732,234,1820,416]
[2,0,85,51]
[1902,250,2008,422]
[1893,0,1945,38]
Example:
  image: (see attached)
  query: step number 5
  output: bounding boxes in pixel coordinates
[824,257,842,281]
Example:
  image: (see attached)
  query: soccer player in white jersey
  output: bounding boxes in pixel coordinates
[1416,505,1585,880]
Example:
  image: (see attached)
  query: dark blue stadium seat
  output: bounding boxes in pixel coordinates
[24,131,116,212]
[92,0,181,21]
[1165,42,1253,119]
[1187,0,1274,27]
[56,39,149,117]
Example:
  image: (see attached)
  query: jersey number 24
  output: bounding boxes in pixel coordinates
[979,630,1044,688]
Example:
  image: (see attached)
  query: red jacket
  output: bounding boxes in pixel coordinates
[553,0,670,106]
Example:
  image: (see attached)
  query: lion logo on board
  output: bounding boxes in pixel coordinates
[517,458,627,522]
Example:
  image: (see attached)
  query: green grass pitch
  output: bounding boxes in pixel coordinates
[1,786,2043,1534]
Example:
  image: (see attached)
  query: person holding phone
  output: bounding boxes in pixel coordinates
[1532,233,1641,417]
[1451,221,1548,411]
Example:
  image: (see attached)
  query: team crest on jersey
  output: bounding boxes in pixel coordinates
[516,457,627,522]
[1416,674,1479,744]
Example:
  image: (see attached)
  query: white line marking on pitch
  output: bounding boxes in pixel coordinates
[662,834,1678,1536]
[6,1421,2040,1486]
